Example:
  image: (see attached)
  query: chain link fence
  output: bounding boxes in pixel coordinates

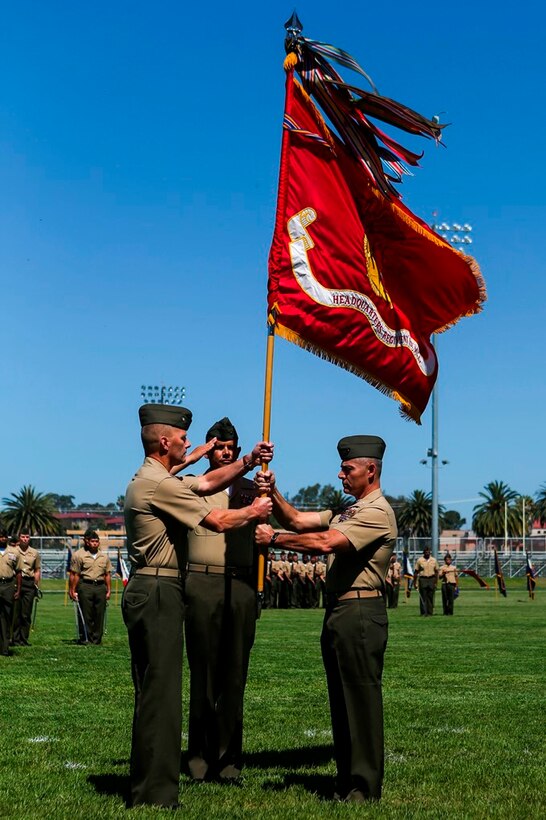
[29,536,544,580]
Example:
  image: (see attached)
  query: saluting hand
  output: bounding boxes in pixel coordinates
[170,438,218,475]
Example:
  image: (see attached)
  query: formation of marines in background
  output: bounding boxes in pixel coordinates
[265,550,327,608]
[264,549,459,615]
[0,531,458,654]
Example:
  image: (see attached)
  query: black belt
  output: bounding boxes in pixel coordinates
[134,567,184,579]
[187,563,253,579]
[0,577,14,584]
[80,579,105,585]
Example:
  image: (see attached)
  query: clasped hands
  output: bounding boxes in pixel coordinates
[252,469,276,529]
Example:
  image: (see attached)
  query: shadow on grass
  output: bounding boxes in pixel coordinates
[263,772,335,801]
[88,772,131,808]
[244,745,333,770]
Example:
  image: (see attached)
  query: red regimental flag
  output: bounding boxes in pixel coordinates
[268,74,485,422]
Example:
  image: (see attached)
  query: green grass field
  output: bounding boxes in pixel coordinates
[0,579,544,818]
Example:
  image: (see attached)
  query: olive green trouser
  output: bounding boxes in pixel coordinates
[77,582,106,644]
[12,577,36,644]
[0,582,15,653]
[321,596,388,801]
[441,582,455,615]
[185,573,256,779]
[122,575,184,808]
[418,578,436,615]
[386,582,400,609]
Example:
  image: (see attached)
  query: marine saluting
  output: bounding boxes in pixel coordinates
[122,403,273,809]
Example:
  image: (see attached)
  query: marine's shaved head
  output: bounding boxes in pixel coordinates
[141,423,176,455]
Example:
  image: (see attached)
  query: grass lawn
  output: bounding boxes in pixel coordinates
[0,578,544,818]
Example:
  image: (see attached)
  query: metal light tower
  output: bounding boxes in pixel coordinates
[140,385,186,405]
[426,217,474,557]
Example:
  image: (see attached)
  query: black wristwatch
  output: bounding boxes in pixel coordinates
[270,532,279,545]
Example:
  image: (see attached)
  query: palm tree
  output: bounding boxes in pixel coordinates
[322,488,352,515]
[397,490,445,537]
[535,484,546,526]
[1,485,63,536]
[472,481,519,537]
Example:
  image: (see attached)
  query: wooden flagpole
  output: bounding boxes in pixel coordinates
[257,321,276,596]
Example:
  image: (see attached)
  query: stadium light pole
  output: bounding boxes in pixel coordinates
[428,217,473,558]
[140,384,186,405]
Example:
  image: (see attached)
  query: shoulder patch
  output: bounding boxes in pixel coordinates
[337,505,359,522]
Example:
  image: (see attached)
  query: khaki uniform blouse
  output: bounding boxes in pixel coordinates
[415,556,439,577]
[71,549,112,580]
[439,563,458,584]
[124,457,210,571]
[0,549,23,579]
[321,489,397,593]
[187,477,256,568]
[16,546,41,578]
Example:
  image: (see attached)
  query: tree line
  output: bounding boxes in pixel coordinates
[288,480,546,538]
[1,481,545,538]
[0,486,125,536]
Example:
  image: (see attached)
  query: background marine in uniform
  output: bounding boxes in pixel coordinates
[12,529,41,646]
[414,547,439,616]
[439,552,459,615]
[385,553,401,610]
[69,529,112,644]
[0,530,22,656]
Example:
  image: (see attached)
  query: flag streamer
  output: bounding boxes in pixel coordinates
[402,552,414,598]
[493,548,507,597]
[526,553,537,599]
[284,12,444,198]
[460,568,490,589]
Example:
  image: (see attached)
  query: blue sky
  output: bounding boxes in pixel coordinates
[1,1,544,525]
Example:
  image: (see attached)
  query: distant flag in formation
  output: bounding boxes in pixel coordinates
[526,554,537,600]
[267,15,486,422]
[65,545,72,577]
[493,548,507,597]
[116,551,130,586]
[402,552,414,597]
[64,545,72,606]
[460,568,490,589]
